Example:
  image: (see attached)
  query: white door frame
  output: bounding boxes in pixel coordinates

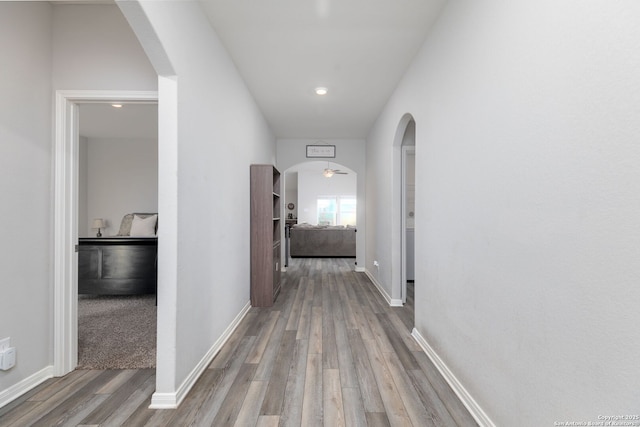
[53,90,158,376]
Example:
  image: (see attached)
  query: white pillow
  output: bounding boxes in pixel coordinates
[129,214,157,237]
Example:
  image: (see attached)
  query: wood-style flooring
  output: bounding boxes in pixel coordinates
[0,258,476,426]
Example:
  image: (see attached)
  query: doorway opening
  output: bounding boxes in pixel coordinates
[75,102,158,369]
[392,114,416,329]
[53,90,158,376]
[282,161,357,267]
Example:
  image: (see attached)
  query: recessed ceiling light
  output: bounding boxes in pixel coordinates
[315,87,328,96]
[111,104,123,108]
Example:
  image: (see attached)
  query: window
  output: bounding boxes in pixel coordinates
[339,197,357,226]
[317,196,356,226]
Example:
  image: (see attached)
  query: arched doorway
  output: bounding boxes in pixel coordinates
[392,114,416,327]
[282,161,358,267]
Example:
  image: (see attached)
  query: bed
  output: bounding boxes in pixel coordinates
[77,213,158,295]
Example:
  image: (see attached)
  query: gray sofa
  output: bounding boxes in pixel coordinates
[289,225,356,257]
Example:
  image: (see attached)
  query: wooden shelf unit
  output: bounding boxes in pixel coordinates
[250,164,282,307]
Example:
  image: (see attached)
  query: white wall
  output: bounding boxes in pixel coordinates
[119,0,276,402]
[297,167,357,225]
[81,137,158,237]
[0,2,157,404]
[277,139,366,269]
[0,2,53,399]
[52,4,157,91]
[367,1,640,424]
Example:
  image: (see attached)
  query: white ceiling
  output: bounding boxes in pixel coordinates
[73,0,446,140]
[200,0,446,138]
[78,103,158,139]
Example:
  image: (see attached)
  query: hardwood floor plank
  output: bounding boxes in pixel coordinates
[245,310,280,364]
[260,330,297,415]
[333,319,359,389]
[328,273,345,323]
[383,351,437,427]
[323,368,345,427]
[309,306,323,354]
[272,272,299,319]
[362,338,413,427]
[139,405,180,427]
[0,401,41,427]
[405,369,460,427]
[347,329,385,413]
[300,353,322,427]
[233,380,268,427]
[285,277,307,331]
[365,412,392,427]
[256,415,280,427]
[78,369,155,425]
[412,351,479,427]
[52,394,110,427]
[376,313,420,371]
[119,395,156,427]
[363,309,395,354]
[100,373,156,427]
[189,335,257,426]
[212,363,258,426]
[280,338,309,427]
[355,272,388,314]
[312,274,324,307]
[95,369,138,394]
[245,308,272,337]
[27,369,91,402]
[25,370,118,427]
[159,368,223,426]
[387,308,421,352]
[341,387,367,427]
[295,280,315,340]
[322,277,339,369]
[209,311,258,369]
[336,275,358,330]
[346,273,376,341]
[0,378,59,420]
[253,314,287,381]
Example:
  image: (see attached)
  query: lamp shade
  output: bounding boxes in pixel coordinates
[92,218,105,229]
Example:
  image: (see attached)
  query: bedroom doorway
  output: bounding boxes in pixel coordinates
[76,102,158,369]
[53,90,158,376]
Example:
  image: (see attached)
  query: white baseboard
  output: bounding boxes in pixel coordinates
[364,269,403,306]
[150,301,252,409]
[355,266,365,272]
[0,365,54,409]
[411,328,496,427]
[389,298,403,307]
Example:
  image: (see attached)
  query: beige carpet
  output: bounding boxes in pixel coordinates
[77,295,156,370]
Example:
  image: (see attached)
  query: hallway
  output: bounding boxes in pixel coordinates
[0,258,475,426]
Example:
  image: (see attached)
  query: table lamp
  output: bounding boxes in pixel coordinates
[92,218,105,237]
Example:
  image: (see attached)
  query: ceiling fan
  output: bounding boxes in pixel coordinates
[323,162,348,178]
